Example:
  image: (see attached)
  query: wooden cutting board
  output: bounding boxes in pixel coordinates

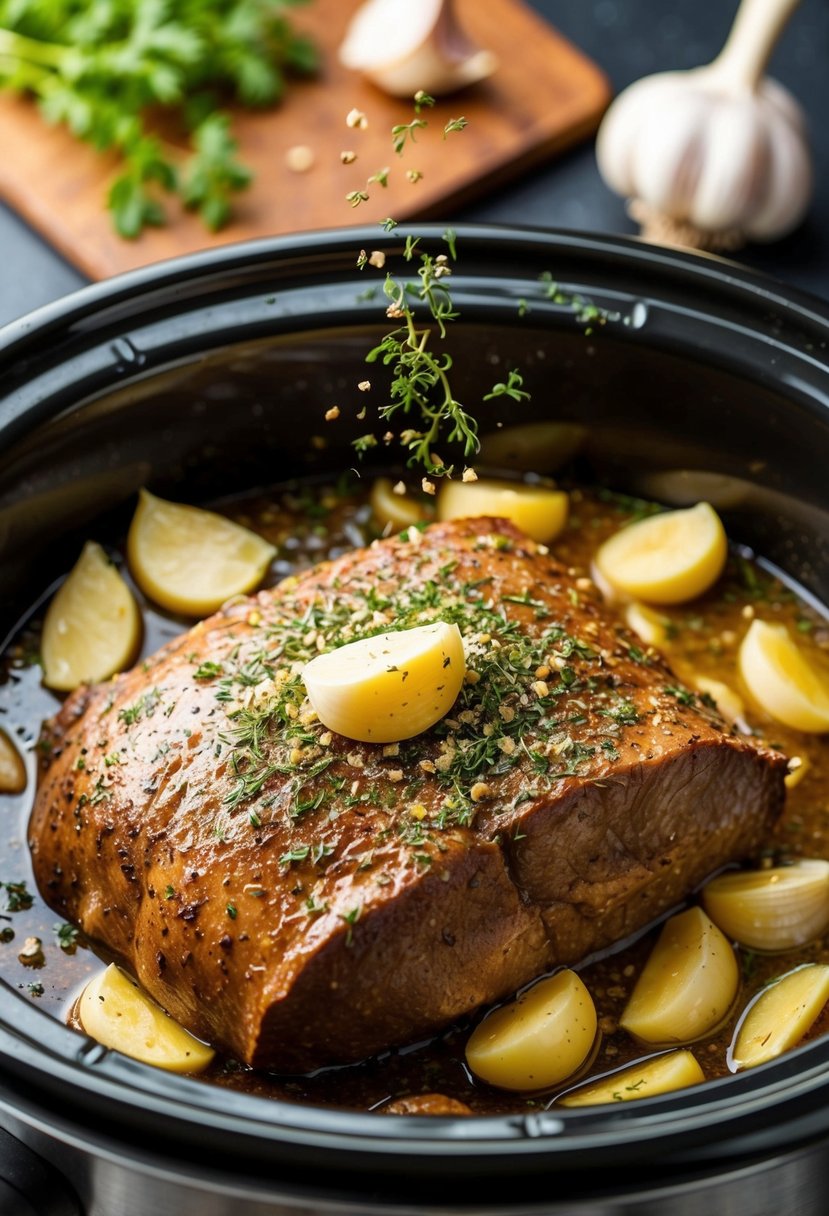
[0,0,610,280]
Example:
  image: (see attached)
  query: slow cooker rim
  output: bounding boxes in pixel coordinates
[2,222,829,1169]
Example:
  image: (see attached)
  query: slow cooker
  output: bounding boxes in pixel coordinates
[1,226,828,1216]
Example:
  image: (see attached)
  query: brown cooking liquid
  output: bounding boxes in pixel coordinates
[1,483,828,1115]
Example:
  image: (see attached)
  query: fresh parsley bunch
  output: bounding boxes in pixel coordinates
[0,0,316,236]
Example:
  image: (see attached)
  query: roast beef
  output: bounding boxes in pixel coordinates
[30,517,787,1071]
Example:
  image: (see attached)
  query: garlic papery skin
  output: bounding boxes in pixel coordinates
[339,0,497,98]
[596,0,811,249]
[702,860,829,953]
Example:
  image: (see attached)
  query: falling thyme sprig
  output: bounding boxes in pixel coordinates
[354,225,530,475]
[346,96,529,476]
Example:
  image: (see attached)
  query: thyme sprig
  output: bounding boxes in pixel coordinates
[355,228,531,475]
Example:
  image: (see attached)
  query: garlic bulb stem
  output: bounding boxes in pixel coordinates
[710,0,801,92]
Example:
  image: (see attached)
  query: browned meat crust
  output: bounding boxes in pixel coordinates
[29,518,787,1071]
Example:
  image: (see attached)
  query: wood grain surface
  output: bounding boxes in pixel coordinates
[0,0,610,280]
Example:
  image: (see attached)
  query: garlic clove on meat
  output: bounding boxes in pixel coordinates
[559,1049,704,1107]
[302,621,465,744]
[596,0,811,250]
[437,478,569,544]
[339,0,497,98]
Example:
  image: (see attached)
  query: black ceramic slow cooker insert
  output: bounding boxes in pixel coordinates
[1,226,828,1216]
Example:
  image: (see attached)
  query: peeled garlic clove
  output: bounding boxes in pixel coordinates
[42,541,142,692]
[478,422,586,473]
[0,728,26,795]
[694,675,745,724]
[594,503,727,605]
[738,620,829,733]
[702,860,829,953]
[621,906,739,1045]
[79,964,215,1074]
[559,1050,704,1108]
[466,970,597,1092]
[127,489,276,618]
[625,602,669,648]
[302,621,465,744]
[730,964,829,1071]
[370,478,426,533]
[437,479,569,543]
[339,0,496,98]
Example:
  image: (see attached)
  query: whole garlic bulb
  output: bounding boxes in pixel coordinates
[339,0,497,98]
[596,0,812,250]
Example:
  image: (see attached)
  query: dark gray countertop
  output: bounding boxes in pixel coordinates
[1,0,827,329]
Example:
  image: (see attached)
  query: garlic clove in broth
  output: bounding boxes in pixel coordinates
[624,602,670,649]
[730,963,829,1071]
[79,963,215,1074]
[339,0,497,98]
[702,860,829,953]
[559,1049,704,1108]
[693,675,746,726]
[596,0,811,250]
[466,970,598,1092]
[42,541,142,692]
[593,503,727,606]
[620,906,739,1045]
[738,620,829,733]
[370,477,427,533]
[437,478,569,544]
[0,727,26,796]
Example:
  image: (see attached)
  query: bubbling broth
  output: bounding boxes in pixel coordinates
[1,479,828,1116]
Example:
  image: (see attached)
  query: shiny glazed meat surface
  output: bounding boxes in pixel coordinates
[29,516,786,1071]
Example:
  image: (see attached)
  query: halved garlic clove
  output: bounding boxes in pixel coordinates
[466,969,597,1092]
[437,479,569,544]
[738,619,829,733]
[702,860,829,953]
[478,422,586,473]
[621,907,739,1045]
[302,621,465,744]
[127,489,276,618]
[339,0,497,98]
[625,601,670,648]
[594,503,727,605]
[0,727,26,795]
[42,541,142,692]
[730,963,829,1071]
[693,674,746,724]
[370,478,426,533]
[79,963,215,1073]
[559,1049,704,1107]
